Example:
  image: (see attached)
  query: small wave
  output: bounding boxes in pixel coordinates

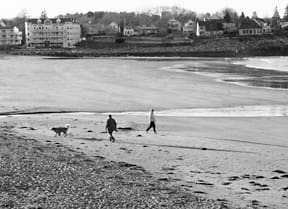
[106,105,288,117]
[233,56,288,72]
[1,105,288,119]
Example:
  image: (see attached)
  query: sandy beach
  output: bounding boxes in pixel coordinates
[1,112,287,209]
[0,125,224,209]
[1,56,288,208]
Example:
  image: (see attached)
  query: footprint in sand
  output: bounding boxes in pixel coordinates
[228,176,240,181]
[216,198,228,203]
[251,175,265,179]
[94,155,105,160]
[196,179,214,186]
[282,187,288,191]
[249,181,269,188]
[256,188,270,191]
[158,177,170,181]
[190,170,202,174]
[270,176,280,180]
[162,167,175,171]
[281,174,288,178]
[273,170,286,174]
[251,200,260,205]
[241,174,250,179]
[193,191,207,194]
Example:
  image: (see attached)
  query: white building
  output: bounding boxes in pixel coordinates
[123,26,135,36]
[109,22,119,32]
[0,26,22,45]
[168,19,182,32]
[183,20,196,34]
[25,18,81,48]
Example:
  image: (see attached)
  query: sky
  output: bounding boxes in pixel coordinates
[1,0,287,19]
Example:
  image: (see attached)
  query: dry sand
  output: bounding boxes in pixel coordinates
[2,112,287,209]
[0,125,222,209]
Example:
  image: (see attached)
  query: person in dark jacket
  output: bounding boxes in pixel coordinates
[105,115,117,142]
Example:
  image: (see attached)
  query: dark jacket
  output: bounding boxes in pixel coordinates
[106,118,117,132]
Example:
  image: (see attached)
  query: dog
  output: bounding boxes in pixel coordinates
[51,124,70,137]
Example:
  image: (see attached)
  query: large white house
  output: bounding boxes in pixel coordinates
[25,18,81,48]
[183,20,196,34]
[0,26,22,46]
[123,26,135,36]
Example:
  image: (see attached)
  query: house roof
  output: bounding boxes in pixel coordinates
[198,20,223,31]
[26,18,77,24]
[184,20,195,26]
[239,19,262,29]
[138,25,157,29]
[168,19,181,24]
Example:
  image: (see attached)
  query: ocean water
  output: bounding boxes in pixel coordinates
[0,56,288,117]
[233,56,288,72]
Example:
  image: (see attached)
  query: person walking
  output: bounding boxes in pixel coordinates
[105,115,117,142]
[146,109,157,133]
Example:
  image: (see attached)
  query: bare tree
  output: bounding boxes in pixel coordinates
[40,10,48,19]
[271,7,281,30]
[283,4,288,21]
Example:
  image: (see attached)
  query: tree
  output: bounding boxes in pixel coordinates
[271,7,281,29]
[40,10,48,19]
[223,10,232,23]
[87,11,94,18]
[252,11,258,19]
[283,4,288,21]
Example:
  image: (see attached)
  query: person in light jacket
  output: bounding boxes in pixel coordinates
[146,109,157,133]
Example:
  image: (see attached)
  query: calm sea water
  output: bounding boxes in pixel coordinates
[0,56,288,117]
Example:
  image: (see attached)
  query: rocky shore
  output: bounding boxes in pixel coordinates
[0,125,231,209]
[1,35,288,58]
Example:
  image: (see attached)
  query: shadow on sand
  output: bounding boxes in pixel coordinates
[116,141,255,154]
